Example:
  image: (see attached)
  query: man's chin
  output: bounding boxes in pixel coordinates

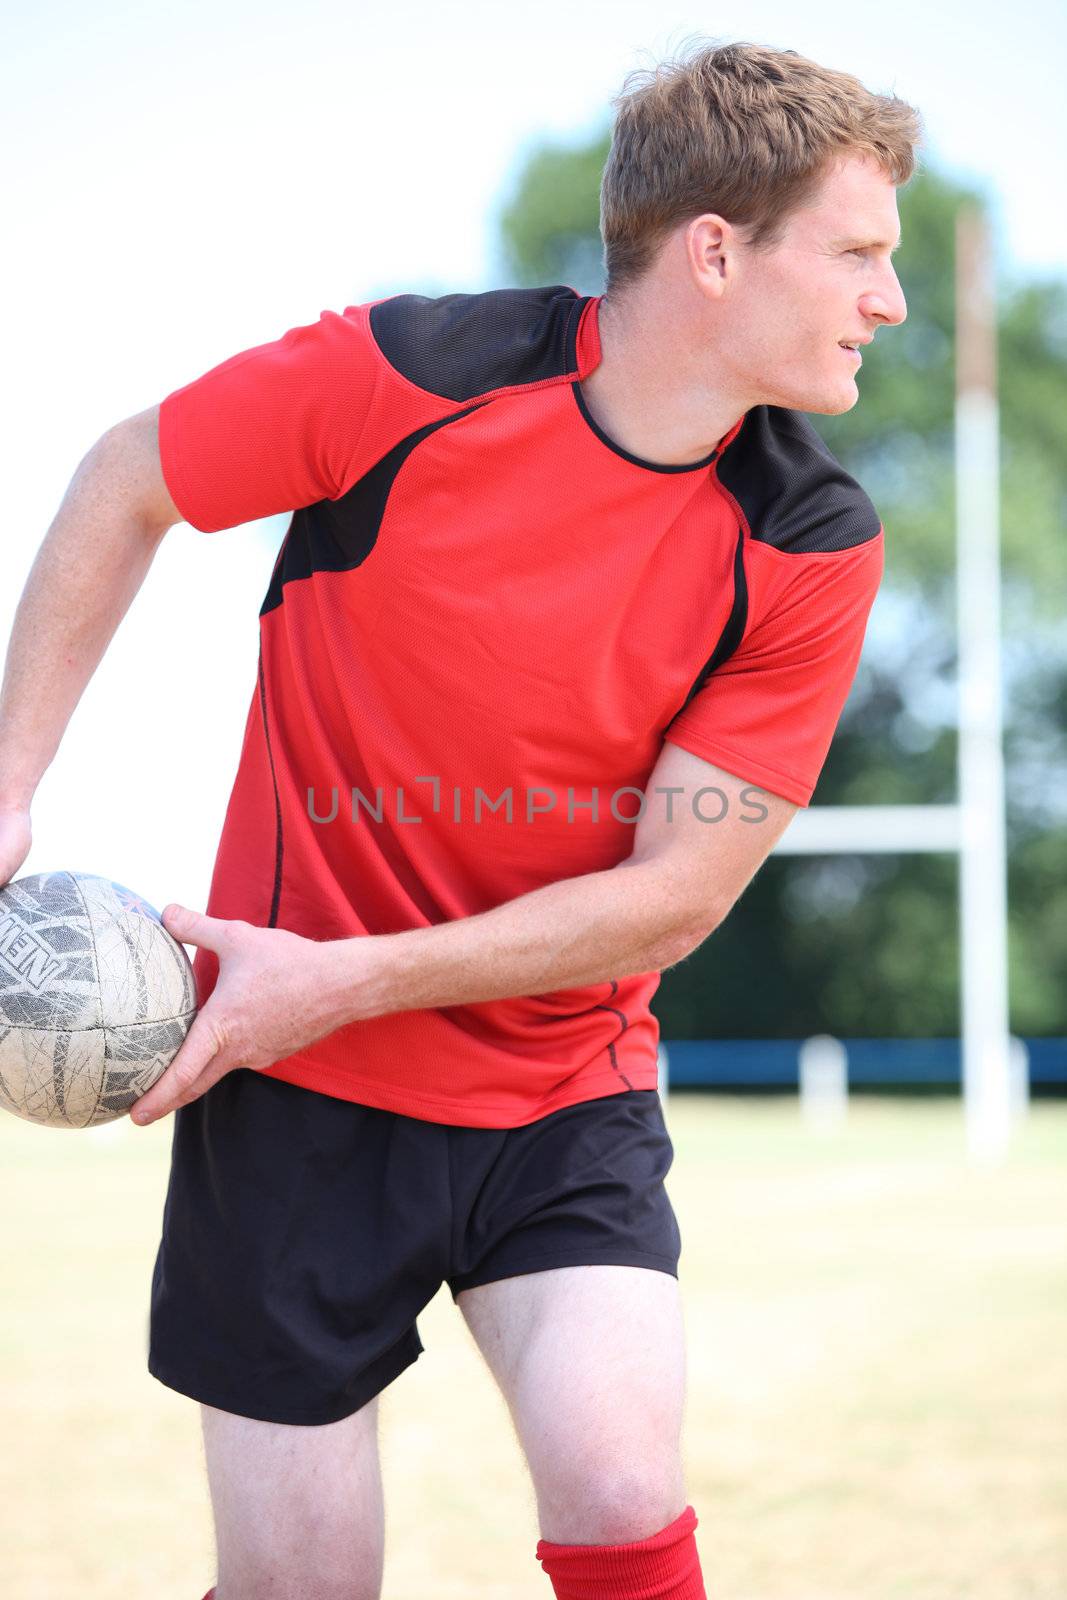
[796,384,860,417]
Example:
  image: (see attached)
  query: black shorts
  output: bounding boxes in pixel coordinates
[147,1069,681,1426]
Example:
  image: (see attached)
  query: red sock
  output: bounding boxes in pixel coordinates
[536,1503,706,1598]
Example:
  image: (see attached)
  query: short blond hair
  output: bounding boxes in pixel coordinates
[601,37,924,292]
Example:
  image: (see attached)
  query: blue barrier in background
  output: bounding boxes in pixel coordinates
[661,1037,1067,1088]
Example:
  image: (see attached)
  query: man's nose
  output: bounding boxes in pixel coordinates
[864,264,908,327]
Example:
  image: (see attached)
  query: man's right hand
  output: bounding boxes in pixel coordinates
[0,806,32,889]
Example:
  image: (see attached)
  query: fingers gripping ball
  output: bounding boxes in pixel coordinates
[0,871,197,1129]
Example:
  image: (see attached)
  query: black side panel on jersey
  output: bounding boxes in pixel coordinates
[260,402,488,615]
[369,287,587,402]
[663,523,749,730]
[256,649,285,928]
[717,406,882,553]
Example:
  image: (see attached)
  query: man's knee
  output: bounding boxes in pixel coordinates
[536,1459,689,1545]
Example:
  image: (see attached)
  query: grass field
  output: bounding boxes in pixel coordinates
[0,1092,1064,1599]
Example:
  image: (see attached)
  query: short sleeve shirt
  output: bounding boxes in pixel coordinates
[158,287,884,1127]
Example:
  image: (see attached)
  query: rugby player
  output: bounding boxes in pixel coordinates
[0,37,920,1600]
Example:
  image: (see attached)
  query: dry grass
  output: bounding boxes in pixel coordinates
[0,1093,1064,1599]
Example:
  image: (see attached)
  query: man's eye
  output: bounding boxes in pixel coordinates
[850,248,870,259]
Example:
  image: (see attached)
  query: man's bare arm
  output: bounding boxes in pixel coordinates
[0,406,182,876]
[320,742,798,1022]
[129,726,801,1122]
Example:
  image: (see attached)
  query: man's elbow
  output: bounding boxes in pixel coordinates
[651,904,725,972]
[94,407,185,538]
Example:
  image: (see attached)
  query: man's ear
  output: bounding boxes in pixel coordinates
[686,214,733,295]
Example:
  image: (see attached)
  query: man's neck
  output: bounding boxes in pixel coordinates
[579,290,747,468]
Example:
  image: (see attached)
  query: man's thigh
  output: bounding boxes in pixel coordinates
[202,1397,385,1600]
[456,1264,689,1544]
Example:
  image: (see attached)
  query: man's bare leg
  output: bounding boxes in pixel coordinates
[457,1264,689,1543]
[201,1396,385,1600]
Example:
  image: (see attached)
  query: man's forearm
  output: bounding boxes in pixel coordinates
[0,430,167,806]
[325,856,717,1024]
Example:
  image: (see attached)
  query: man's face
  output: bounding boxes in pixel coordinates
[716,151,907,415]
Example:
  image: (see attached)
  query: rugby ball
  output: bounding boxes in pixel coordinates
[0,871,196,1128]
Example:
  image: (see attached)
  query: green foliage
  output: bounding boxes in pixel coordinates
[657,830,1067,1039]
[1008,828,1067,1033]
[499,130,611,292]
[998,278,1067,601]
[499,125,1067,1038]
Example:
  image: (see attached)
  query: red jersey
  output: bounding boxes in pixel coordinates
[158,287,884,1127]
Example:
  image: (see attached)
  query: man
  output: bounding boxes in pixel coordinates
[0,37,919,1600]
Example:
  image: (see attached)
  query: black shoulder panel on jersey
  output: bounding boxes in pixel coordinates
[369,286,587,402]
[717,406,882,554]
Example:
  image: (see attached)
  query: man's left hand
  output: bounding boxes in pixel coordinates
[128,905,356,1126]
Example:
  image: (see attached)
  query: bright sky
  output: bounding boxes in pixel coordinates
[1,0,1063,913]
